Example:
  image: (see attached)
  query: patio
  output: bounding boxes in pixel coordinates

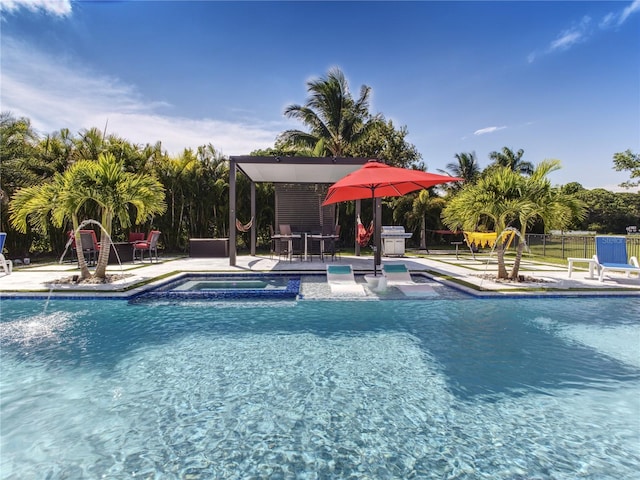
[1,250,639,299]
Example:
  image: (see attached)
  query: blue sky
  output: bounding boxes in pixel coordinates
[1,0,639,191]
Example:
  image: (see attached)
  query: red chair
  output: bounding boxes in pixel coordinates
[133,230,161,263]
[128,232,146,243]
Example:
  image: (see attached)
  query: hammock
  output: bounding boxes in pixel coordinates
[463,230,517,259]
[463,230,516,249]
[235,217,254,232]
[357,215,374,247]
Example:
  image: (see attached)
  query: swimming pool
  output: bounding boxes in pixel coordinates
[1,295,639,478]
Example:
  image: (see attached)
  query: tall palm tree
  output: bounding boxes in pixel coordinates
[281,67,374,157]
[75,127,104,160]
[439,152,481,189]
[401,190,445,250]
[442,160,586,279]
[488,147,534,175]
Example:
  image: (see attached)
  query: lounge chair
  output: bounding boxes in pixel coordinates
[594,236,640,283]
[381,263,414,284]
[0,232,13,275]
[326,264,366,296]
[381,262,438,297]
[133,230,161,263]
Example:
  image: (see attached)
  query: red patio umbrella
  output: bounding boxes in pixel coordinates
[322,160,463,275]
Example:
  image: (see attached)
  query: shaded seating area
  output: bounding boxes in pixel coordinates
[227,156,370,267]
[133,230,161,263]
[594,236,640,282]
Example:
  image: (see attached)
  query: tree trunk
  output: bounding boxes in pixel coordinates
[73,216,91,280]
[496,243,509,279]
[94,211,113,279]
[509,241,526,280]
[420,216,427,250]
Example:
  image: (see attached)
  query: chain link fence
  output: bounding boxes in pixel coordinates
[524,234,640,261]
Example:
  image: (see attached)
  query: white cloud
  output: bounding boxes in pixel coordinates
[549,16,591,52]
[530,6,635,63]
[0,0,72,17]
[618,0,640,25]
[532,2,639,62]
[549,30,583,51]
[0,38,280,156]
[473,126,506,136]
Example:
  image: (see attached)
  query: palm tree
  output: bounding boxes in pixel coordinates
[508,160,586,278]
[281,67,374,157]
[89,153,166,278]
[438,152,481,190]
[488,147,534,175]
[74,127,106,161]
[9,163,95,279]
[404,190,445,250]
[10,153,166,281]
[442,160,586,280]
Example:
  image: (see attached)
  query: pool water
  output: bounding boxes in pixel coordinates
[1,296,639,479]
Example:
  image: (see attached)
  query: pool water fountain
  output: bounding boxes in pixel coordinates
[59,219,124,272]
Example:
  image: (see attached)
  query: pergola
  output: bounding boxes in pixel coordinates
[228,156,372,266]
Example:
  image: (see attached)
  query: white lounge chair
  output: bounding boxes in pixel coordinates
[326,264,366,296]
[381,263,437,297]
[381,263,414,284]
[594,236,640,282]
[0,232,13,275]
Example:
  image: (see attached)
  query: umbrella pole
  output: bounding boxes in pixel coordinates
[372,189,377,277]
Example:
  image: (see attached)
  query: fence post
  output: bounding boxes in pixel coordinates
[542,234,546,256]
[583,236,587,258]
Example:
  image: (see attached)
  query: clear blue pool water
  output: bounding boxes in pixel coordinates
[1,295,639,479]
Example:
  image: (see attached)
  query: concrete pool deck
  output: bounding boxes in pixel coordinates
[1,251,639,299]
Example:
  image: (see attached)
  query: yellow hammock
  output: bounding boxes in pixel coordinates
[463,230,516,249]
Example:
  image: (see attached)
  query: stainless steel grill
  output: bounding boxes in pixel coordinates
[381,226,412,256]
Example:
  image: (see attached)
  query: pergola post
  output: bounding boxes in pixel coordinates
[229,158,237,266]
[250,181,256,255]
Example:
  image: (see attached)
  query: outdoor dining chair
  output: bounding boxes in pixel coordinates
[79,230,100,266]
[133,230,161,263]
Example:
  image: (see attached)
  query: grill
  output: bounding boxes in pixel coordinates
[381,226,412,256]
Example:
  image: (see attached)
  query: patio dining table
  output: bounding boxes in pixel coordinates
[309,234,339,262]
[270,233,301,262]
